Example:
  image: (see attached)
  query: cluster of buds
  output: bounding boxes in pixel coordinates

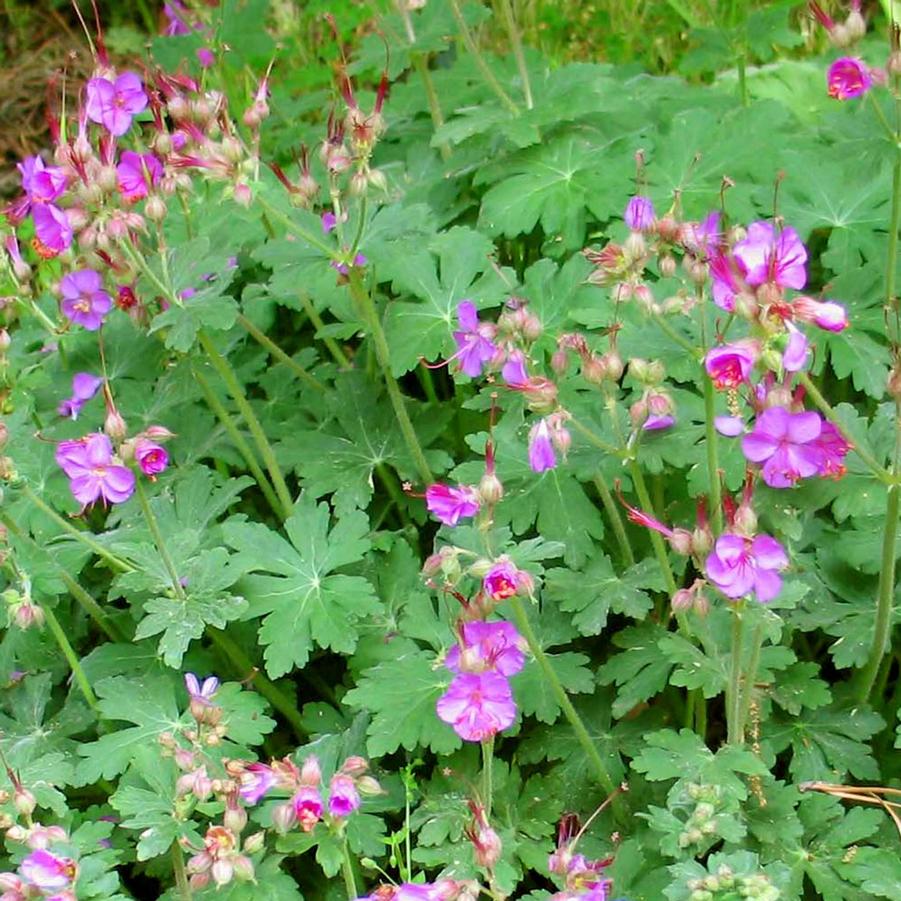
[2,577,44,632]
[677,783,722,849]
[547,812,616,901]
[686,864,779,901]
[360,879,477,901]
[228,753,380,836]
[185,824,258,891]
[809,1,867,50]
[553,331,624,387]
[627,357,675,433]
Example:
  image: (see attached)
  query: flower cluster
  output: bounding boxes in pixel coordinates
[358,880,477,901]
[547,814,617,901]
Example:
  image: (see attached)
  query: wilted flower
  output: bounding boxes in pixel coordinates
[239,763,277,805]
[60,269,113,331]
[705,533,788,603]
[85,72,149,136]
[827,57,872,99]
[425,483,480,526]
[436,671,516,742]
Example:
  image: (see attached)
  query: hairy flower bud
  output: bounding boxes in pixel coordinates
[145,195,167,222]
[550,348,569,375]
[14,786,36,816]
[659,253,677,278]
[582,354,608,385]
[478,470,504,505]
[104,409,128,442]
[243,831,265,854]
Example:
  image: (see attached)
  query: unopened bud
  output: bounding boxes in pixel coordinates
[733,292,759,319]
[582,355,608,385]
[667,529,693,555]
[521,313,542,342]
[659,254,677,278]
[845,10,866,41]
[243,831,265,854]
[0,423,7,449]
[341,756,369,777]
[349,171,369,196]
[656,216,679,242]
[356,776,384,796]
[478,471,504,505]
[232,854,255,882]
[224,804,248,834]
[887,366,901,400]
[550,349,569,375]
[367,168,388,193]
[733,503,757,537]
[0,329,10,352]
[233,183,252,207]
[624,231,646,261]
[211,858,234,887]
[602,350,624,381]
[104,409,127,442]
[672,588,694,612]
[14,787,36,816]
[145,195,167,222]
[272,801,297,833]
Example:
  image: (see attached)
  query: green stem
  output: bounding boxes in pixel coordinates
[41,602,98,712]
[736,49,748,107]
[341,839,358,900]
[255,195,339,258]
[652,312,697,355]
[135,479,186,600]
[569,417,621,456]
[412,53,451,160]
[496,0,533,109]
[508,596,624,820]
[886,140,901,349]
[726,602,746,744]
[299,293,352,368]
[237,314,325,392]
[591,473,635,568]
[1,514,125,641]
[193,367,283,518]
[347,270,433,484]
[199,331,294,519]
[171,841,192,901]
[481,736,494,819]
[702,374,723,534]
[207,628,307,741]
[798,372,889,481]
[376,464,412,527]
[447,0,520,116]
[20,484,131,572]
[739,622,765,736]
[628,460,678,597]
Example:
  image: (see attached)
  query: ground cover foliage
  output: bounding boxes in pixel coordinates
[2,1,901,899]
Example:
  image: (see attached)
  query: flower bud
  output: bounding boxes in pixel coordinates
[232,854,255,882]
[667,529,693,555]
[349,171,369,196]
[887,365,901,401]
[0,422,7,449]
[582,355,608,385]
[845,10,866,42]
[356,776,384,796]
[550,349,569,375]
[624,231,646,261]
[233,183,252,207]
[521,313,542,342]
[367,168,388,193]
[145,195,167,222]
[104,409,128,442]
[300,756,321,786]
[658,254,677,278]
[272,801,297,833]
[0,329,10,352]
[733,502,757,537]
[340,756,369,777]
[224,802,248,834]
[656,216,679,242]
[478,471,504,505]
[14,786,36,816]
[472,825,502,868]
[211,858,234,887]
[672,588,695,612]
[602,349,624,381]
[733,291,759,319]
[243,831,265,854]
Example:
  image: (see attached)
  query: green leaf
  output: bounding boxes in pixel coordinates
[225,495,378,677]
[343,650,459,757]
[597,623,673,717]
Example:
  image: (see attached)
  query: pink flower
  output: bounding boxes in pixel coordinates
[705,343,758,389]
[18,155,67,205]
[196,48,216,68]
[32,204,72,257]
[792,296,849,332]
[709,252,741,311]
[425,483,480,526]
[705,533,788,603]
[55,433,135,506]
[483,560,531,600]
[60,269,112,331]
[57,372,103,419]
[812,421,851,477]
[85,72,148,136]
[452,301,497,378]
[528,418,557,473]
[624,195,655,231]
[827,57,872,100]
[19,850,77,890]
[782,322,810,372]
[239,763,277,805]
[715,415,745,437]
[163,0,192,34]
[292,785,323,832]
[135,439,169,476]
[436,671,516,742]
[116,151,163,202]
[682,210,721,258]
[328,774,361,818]
[501,350,529,386]
[742,407,823,487]
[185,673,219,706]
[446,620,526,677]
[733,221,807,291]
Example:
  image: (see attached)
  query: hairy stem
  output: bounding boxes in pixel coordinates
[299,293,352,368]
[207,628,306,741]
[347,270,433,484]
[726,602,746,744]
[412,53,451,160]
[592,473,635,568]
[448,0,520,115]
[237,314,325,392]
[199,331,294,520]
[739,622,765,736]
[702,374,723,534]
[42,602,99,712]
[508,596,624,820]
[628,460,678,597]
[341,839,358,901]
[171,841,192,901]
[135,479,186,601]
[193,367,283,518]
[496,0,533,109]
[482,736,495,819]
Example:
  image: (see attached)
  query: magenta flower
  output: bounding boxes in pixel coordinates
[331,253,367,276]
[425,483,480,526]
[60,269,113,331]
[782,322,810,372]
[197,47,216,68]
[135,439,169,476]
[58,372,103,419]
[624,195,655,231]
[436,671,516,742]
[446,620,526,677]
[328,774,361,818]
[85,72,148,136]
[733,221,807,291]
[292,785,323,832]
[19,850,77,890]
[528,418,557,473]
[705,533,788,603]
[709,252,741,312]
[705,343,758,390]
[643,413,674,431]
[116,151,163,202]
[163,1,192,35]
[483,560,531,600]
[452,301,497,378]
[715,415,745,437]
[812,421,851,478]
[742,407,823,487]
[321,212,337,233]
[501,350,529,386]
[792,296,849,332]
[682,210,721,258]
[55,433,135,506]
[185,673,219,705]
[32,203,72,257]
[827,57,872,100]
[239,763,277,805]
[18,155,67,205]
